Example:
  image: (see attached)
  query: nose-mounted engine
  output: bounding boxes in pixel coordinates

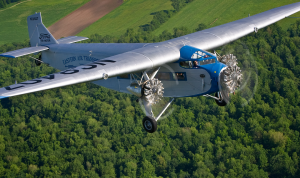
[218,54,243,103]
[180,45,243,105]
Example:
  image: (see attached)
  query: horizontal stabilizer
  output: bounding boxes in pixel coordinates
[57,36,88,44]
[0,46,49,58]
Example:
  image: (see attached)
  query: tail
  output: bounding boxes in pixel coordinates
[27,12,58,47]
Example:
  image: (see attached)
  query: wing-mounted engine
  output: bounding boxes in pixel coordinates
[125,68,174,133]
[126,69,164,106]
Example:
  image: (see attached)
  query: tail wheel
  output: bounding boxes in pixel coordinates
[215,93,227,106]
[35,55,42,66]
[142,116,157,133]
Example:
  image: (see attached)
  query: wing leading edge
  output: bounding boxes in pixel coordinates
[1,2,300,99]
[0,50,155,98]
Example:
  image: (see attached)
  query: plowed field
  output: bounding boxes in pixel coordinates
[48,0,123,39]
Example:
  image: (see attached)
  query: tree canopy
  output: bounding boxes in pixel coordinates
[1,18,300,177]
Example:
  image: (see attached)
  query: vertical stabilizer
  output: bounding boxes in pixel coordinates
[27,12,58,47]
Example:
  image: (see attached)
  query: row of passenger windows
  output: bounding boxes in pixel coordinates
[118,72,187,81]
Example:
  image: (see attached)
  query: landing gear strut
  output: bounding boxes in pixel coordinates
[214,92,227,106]
[29,55,43,66]
[126,68,174,133]
[141,98,174,133]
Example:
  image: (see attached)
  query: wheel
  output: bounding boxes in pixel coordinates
[142,116,157,133]
[215,93,227,106]
[35,55,42,66]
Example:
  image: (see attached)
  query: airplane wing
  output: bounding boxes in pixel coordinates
[0,2,300,99]
[0,46,49,58]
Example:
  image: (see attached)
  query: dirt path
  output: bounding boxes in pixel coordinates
[48,0,123,39]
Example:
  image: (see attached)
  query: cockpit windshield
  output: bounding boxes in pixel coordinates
[179,46,217,68]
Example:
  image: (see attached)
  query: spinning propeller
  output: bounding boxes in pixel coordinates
[217,41,258,107]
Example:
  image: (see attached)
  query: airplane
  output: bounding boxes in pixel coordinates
[0,2,300,133]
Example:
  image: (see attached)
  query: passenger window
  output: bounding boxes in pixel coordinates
[179,61,192,68]
[156,72,171,80]
[173,72,186,81]
[180,61,200,68]
[118,74,130,79]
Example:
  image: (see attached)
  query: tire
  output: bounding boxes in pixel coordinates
[142,116,157,133]
[215,93,227,106]
[35,55,42,66]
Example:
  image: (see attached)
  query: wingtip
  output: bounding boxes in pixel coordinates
[0,96,8,99]
[0,54,16,58]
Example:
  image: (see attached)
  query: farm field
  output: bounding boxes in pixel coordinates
[154,0,300,35]
[79,0,300,38]
[0,0,90,45]
[78,0,173,37]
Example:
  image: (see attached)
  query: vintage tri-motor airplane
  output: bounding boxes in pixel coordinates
[0,3,300,133]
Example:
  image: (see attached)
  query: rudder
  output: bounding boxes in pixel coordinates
[27,12,58,47]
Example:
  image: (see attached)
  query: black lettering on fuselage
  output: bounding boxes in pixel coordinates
[20,80,42,85]
[5,86,24,90]
[30,17,38,21]
[92,62,105,66]
[82,64,97,69]
[41,74,55,80]
[4,60,116,91]
[60,69,79,74]
[99,60,116,63]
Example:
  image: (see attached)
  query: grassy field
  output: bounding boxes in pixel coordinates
[1,0,300,45]
[0,0,89,45]
[78,0,173,37]
[79,0,300,38]
[153,0,300,35]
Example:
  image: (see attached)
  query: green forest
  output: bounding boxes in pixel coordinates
[0,0,21,8]
[2,8,300,178]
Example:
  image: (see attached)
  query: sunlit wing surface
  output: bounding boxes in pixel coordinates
[171,2,300,51]
[0,46,49,58]
[0,2,300,99]
[57,36,88,44]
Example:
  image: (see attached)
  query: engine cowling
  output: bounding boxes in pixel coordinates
[218,54,243,103]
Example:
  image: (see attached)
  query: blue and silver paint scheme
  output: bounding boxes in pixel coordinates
[0,2,300,99]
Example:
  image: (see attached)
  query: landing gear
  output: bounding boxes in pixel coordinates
[142,116,157,133]
[35,55,42,66]
[126,68,174,133]
[29,55,43,66]
[214,92,227,106]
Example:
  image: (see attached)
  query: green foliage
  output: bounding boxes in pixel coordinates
[0,0,90,45]
[2,20,300,177]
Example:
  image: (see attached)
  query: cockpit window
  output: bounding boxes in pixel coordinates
[180,61,193,68]
[200,58,216,65]
[191,51,212,59]
[179,59,215,68]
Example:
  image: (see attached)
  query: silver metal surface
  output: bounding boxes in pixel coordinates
[126,83,142,97]
[0,2,300,98]
[57,36,88,44]
[142,78,164,105]
[155,98,174,121]
[203,94,220,100]
[27,13,58,47]
[141,98,154,117]
[0,46,49,58]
